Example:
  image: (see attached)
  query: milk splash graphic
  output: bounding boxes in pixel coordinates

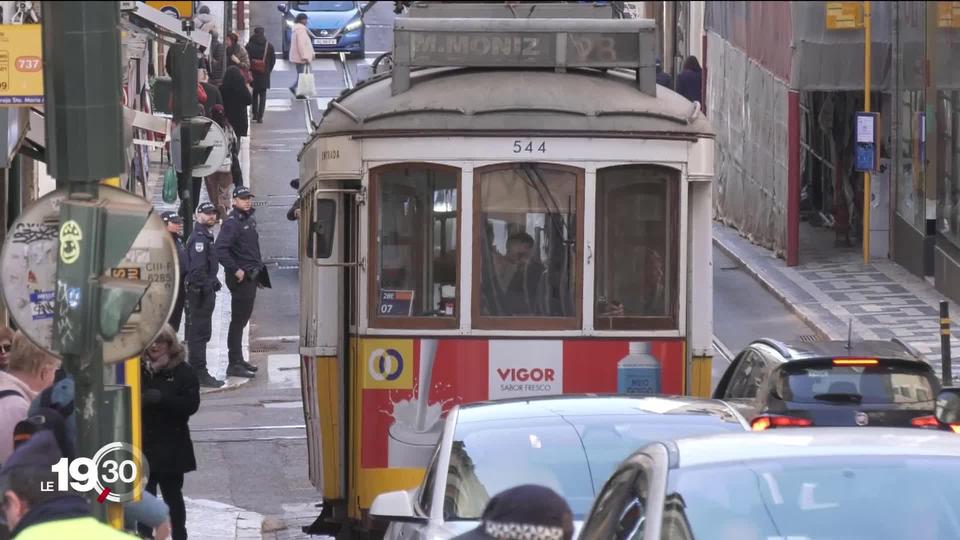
[387,339,444,468]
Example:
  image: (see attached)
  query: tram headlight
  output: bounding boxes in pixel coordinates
[344,18,363,32]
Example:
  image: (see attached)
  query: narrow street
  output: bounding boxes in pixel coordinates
[181,3,397,538]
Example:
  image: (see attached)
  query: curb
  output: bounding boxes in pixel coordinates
[712,235,834,342]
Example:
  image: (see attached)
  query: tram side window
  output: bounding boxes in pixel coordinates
[306,199,336,259]
[372,165,459,326]
[475,163,582,329]
[595,166,678,330]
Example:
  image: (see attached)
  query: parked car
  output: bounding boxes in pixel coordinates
[278,1,365,59]
[579,427,960,540]
[713,338,942,429]
[369,395,750,540]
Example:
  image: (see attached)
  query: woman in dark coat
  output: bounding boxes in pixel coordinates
[141,324,200,540]
[219,65,252,138]
[676,55,703,104]
[245,26,277,123]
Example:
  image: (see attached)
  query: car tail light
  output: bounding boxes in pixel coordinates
[832,358,879,366]
[910,415,941,428]
[751,415,813,431]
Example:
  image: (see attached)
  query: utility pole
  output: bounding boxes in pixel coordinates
[862,0,872,264]
[168,37,199,237]
[43,2,151,523]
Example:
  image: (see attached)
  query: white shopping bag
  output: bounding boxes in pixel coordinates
[295,64,315,98]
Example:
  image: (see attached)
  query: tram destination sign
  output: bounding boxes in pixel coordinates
[392,18,657,95]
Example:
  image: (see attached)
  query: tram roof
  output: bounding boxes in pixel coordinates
[310,66,714,141]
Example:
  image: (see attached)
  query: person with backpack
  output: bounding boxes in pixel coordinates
[0,332,59,463]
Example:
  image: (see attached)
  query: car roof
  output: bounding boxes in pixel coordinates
[671,428,960,468]
[750,338,924,363]
[454,395,746,426]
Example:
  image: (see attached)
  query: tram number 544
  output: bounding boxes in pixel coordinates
[513,140,546,154]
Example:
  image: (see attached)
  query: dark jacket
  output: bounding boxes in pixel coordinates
[245,37,277,91]
[208,38,226,84]
[656,69,673,90]
[185,223,219,291]
[215,208,263,275]
[200,82,223,117]
[142,358,199,475]
[676,66,702,103]
[219,66,252,137]
[172,233,187,283]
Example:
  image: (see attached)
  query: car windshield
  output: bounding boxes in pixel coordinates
[664,456,960,540]
[444,414,742,521]
[779,363,938,404]
[294,1,355,11]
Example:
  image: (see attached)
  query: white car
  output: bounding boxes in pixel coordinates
[370,395,750,540]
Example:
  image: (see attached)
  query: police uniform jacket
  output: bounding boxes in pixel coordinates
[172,233,188,285]
[186,223,219,291]
[215,208,263,275]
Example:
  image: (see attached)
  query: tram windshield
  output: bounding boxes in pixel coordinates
[476,163,581,326]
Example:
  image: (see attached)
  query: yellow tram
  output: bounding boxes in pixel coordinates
[295,8,715,534]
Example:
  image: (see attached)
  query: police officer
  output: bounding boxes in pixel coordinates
[215,186,268,378]
[162,211,187,331]
[185,202,225,388]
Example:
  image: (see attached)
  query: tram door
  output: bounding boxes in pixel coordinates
[301,179,363,508]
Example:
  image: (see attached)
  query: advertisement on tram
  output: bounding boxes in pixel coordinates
[357,338,684,469]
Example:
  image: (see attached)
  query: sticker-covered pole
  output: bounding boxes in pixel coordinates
[862,0,871,264]
[42,1,123,523]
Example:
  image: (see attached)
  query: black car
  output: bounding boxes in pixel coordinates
[713,338,942,430]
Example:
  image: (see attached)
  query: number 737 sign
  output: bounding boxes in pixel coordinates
[0,24,43,106]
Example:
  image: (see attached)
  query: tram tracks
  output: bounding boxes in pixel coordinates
[192,424,306,444]
[302,53,356,134]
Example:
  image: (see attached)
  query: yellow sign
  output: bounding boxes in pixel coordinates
[0,25,43,106]
[360,339,414,390]
[826,2,864,30]
[146,1,194,19]
[938,2,960,28]
[59,220,83,265]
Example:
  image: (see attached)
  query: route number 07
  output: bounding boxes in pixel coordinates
[513,140,546,154]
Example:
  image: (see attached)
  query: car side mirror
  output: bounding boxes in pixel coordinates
[935,388,960,429]
[278,3,288,13]
[370,490,426,523]
[360,1,374,16]
[290,178,300,190]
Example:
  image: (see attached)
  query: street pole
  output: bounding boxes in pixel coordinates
[942,302,954,386]
[42,2,124,522]
[169,39,199,237]
[862,0,871,264]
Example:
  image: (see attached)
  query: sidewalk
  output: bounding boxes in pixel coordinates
[714,222,960,384]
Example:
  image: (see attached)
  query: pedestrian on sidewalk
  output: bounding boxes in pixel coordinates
[245,26,276,124]
[206,104,239,217]
[185,202,226,389]
[25,375,174,540]
[220,65,251,144]
[0,333,59,463]
[198,67,223,119]
[0,431,135,539]
[225,32,251,82]
[287,179,301,221]
[207,29,226,85]
[288,13,315,98]
[452,485,575,540]
[0,327,12,371]
[215,186,269,378]
[142,325,200,540]
[163,211,188,332]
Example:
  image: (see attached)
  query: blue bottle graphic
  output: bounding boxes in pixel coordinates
[617,342,661,394]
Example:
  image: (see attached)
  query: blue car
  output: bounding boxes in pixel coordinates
[279,1,365,59]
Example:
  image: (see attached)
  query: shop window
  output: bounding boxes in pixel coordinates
[595,166,678,330]
[474,163,583,330]
[371,164,459,329]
